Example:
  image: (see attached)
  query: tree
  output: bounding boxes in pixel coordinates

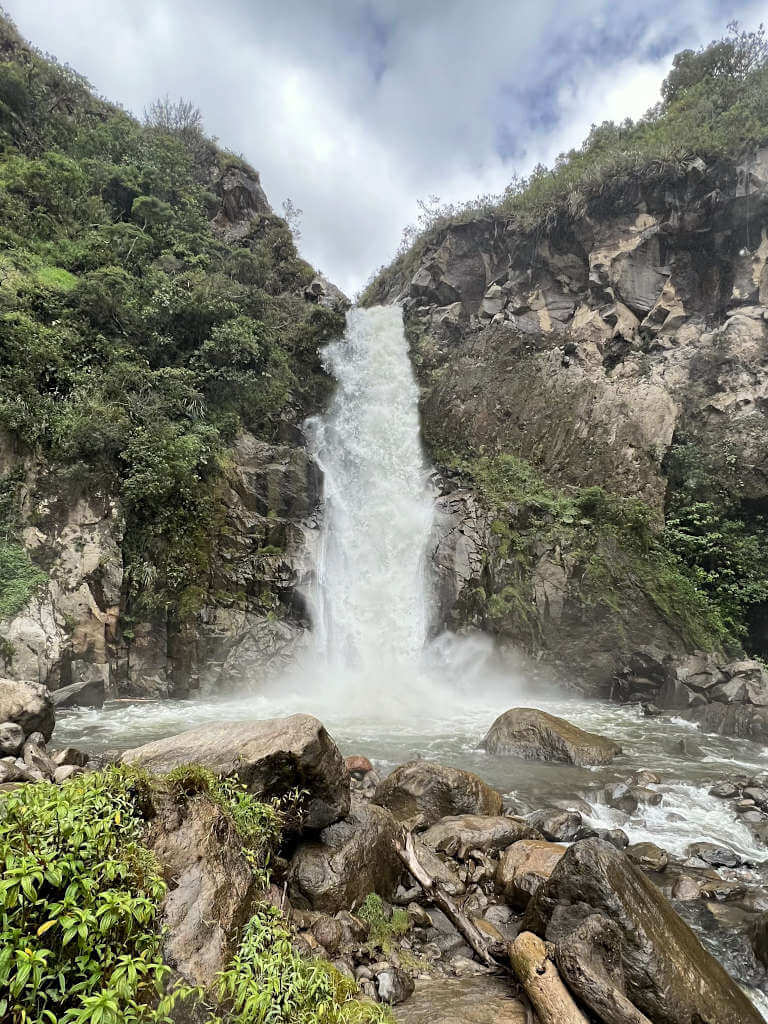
[662,21,768,104]
[143,94,203,137]
[281,197,302,240]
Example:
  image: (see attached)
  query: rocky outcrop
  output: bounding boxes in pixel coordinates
[288,798,402,912]
[122,714,350,829]
[523,838,763,1024]
[368,154,768,688]
[148,790,261,988]
[481,708,621,765]
[373,760,503,828]
[0,678,54,742]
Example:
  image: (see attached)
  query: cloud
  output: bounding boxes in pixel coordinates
[7,0,767,294]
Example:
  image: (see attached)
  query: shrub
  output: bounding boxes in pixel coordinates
[0,541,46,619]
[358,893,410,953]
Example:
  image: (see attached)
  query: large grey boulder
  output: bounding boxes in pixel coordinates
[481,708,621,766]
[496,839,566,909]
[122,714,350,829]
[421,814,540,858]
[51,677,105,709]
[373,760,503,829]
[148,790,259,987]
[523,838,762,1024]
[0,679,54,741]
[288,798,402,913]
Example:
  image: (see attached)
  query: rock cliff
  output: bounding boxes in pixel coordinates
[368,154,768,691]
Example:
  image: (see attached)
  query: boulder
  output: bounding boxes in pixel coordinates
[496,839,567,909]
[526,808,582,841]
[685,842,742,869]
[421,815,540,858]
[0,721,24,756]
[556,914,652,1024]
[376,966,415,1005]
[122,715,350,829]
[50,677,105,709]
[523,838,763,1024]
[147,790,259,988]
[481,708,621,766]
[288,799,402,913]
[373,760,502,828]
[0,679,54,741]
[626,842,668,872]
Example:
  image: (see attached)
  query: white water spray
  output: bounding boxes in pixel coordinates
[305,306,436,693]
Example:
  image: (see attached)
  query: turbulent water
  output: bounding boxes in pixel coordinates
[303,305,436,697]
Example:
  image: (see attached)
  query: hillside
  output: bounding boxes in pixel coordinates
[0,12,346,697]
[365,26,768,712]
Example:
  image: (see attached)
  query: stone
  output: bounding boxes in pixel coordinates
[376,966,415,1006]
[420,814,540,858]
[599,828,629,849]
[525,808,582,841]
[710,782,739,799]
[496,839,567,909]
[751,912,768,968]
[52,746,89,768]
[685,842,742,868]
[626,842,668,872]
[23,734,55,780]
[672,875,703,901]
[122,715,350,829]
[481,708,621,766]
[147,789,259,988]
[54,764,81,783]
[393,976,527,1024]
[345,755,373,776]
[523,839,762,1024]
[0,679,54,741]
[0,721,24,756]
[50,677,105,709]
[310,915,343,955]
[288,799,402,913]
[556,913,652,1024]
[373,760,502,828]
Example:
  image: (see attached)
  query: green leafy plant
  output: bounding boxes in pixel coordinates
[0,766,195,1024]
[358,893,410,953]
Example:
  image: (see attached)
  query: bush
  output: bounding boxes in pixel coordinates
[0,541,46,619]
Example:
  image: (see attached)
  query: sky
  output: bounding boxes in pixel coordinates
[8,0,768,295]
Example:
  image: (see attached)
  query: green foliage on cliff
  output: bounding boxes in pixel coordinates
[363,22,768,302]
[440,450,733,652]
[0,540,46,618]
[0,11,343,619]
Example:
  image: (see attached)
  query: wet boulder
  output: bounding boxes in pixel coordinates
[481,708,621,766]
[0,679,54,742]
[421,814,541,858]
[50,677,105,709]
[122,714,350,829]
[0,722,24,756]
[626,842,668,872]
[523,838,763,1024]
[525,808,583,841]
[556,914,652,1024]
[685,842,742,868]
[373,760,502,829]
[496,839,567,909]
[288,798,402,913]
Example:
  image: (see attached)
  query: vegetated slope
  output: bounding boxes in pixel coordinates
[366,25,768,689]
[0,12,346,695]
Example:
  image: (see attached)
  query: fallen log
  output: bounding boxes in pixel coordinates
[394,830,498,966]
[509,931,590,1024]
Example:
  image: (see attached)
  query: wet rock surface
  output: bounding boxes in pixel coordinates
[482,707,622,765]
[121,714,350,829]
[373,759,503,827]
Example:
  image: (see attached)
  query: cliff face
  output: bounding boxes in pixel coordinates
[372,155,768,690]
[0,15,347,698]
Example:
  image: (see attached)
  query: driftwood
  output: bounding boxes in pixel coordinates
[394,830,499,966]
[509,931,590,1024]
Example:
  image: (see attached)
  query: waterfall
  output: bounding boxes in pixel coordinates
[305,305,436,689]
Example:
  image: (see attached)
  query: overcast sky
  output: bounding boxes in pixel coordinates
[8,0,768,294]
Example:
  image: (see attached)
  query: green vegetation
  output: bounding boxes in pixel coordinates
[0,540,46,618]
[214,906,389,1024]
[358,893,410,953]
[0,766,190,1024]
[0,765,390,1024]
[0,11,344,621]
[441,450,733,651]
[363,22,768,303]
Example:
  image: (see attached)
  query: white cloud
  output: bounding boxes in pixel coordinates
[7,0,767,294]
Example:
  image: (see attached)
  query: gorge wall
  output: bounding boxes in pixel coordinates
[367,154,768,694]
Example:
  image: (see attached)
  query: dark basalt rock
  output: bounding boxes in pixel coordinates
[523,838,763,1024]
